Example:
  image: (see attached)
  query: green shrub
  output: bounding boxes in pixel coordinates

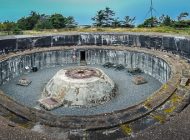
[12,26,23,35]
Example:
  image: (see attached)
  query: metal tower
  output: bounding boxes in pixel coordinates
[145,0,158,27]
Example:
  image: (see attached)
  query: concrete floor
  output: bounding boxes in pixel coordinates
[0,64,162,116]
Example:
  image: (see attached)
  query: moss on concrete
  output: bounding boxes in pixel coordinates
[150,113,166,124]
[171,94,182,103]
[120,124,132,136]
[164,106,176,114]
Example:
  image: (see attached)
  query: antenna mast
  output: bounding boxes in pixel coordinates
[145,0,157,27]
[150,0,153,19]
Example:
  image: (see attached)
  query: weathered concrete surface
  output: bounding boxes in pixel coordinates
[40,67,116,109]
[0,47,170,85]
[1,106,190,140]
[0,33,190,139]
[0,116,54,140]
[132,105,190,140]
[0,46,185,130]
[0,33,190,59]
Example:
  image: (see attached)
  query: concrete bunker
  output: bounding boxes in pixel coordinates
[0,34,189,132]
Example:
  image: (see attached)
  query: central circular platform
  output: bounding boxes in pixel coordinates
[39,67,117,110]
[65,67,101,79]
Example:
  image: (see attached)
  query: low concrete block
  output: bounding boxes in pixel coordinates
[132,76,147,85]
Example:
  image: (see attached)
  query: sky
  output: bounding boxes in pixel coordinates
[0,0,190,25]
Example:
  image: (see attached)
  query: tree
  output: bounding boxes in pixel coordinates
[173,20,190,28]
[17,11,40,30]
[159,14,166,23]
[2,21,16,34]
[50,14,66,29]
[138,17,159,27]
[92,10,105,27]
[17,17,30,30]
[0,11,78,32]
[178,12,189,21]
[0,23,5,31]
[160,15,173,26]
[163,15,173,26]
[122,16,135,27]
[35,15,53,30]
[27,11,41,29]
[12,26,23,35]
[65,16,77,28]
[112,18,122,27]
[104,7,115,27]
[92,7,115,27]
[17,12,77,30]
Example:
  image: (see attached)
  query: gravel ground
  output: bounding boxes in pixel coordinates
[0,64,162,116]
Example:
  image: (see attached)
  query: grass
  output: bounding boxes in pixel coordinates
[0,31,10,36]
[1,26,190,36]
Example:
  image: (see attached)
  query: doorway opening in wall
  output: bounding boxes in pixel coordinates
[80,51,86,65]
[80,51,86,61]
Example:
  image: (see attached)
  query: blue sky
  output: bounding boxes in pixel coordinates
[0,0,190,25]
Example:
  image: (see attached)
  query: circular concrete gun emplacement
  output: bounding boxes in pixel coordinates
[0,33,190,139]
[39,66,117,110]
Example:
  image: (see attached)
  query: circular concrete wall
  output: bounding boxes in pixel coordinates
[0,33,189,131]
[0,48,170,86]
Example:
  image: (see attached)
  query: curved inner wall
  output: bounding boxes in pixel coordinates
[0,49,170,85]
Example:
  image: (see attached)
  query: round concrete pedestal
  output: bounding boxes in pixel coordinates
[39,67,117,110]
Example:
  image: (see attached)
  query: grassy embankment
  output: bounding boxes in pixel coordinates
[0,26,190,36]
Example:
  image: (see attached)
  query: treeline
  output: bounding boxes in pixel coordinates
[0,8,190,35]
[0,11,77,34]
[138,12,190,28]
[92,7,135,28]
[92,7,190,28]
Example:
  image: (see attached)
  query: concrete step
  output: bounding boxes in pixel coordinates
[80,61,87,66]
